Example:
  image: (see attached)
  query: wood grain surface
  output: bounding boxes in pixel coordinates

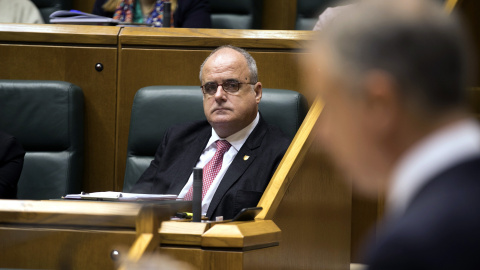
[0,199,184,270]
[119,27,312,49]
[0,24,119,44]
[262,0,298,30]
[201,220,281,248]
[257,98,324,220]
[160,221,211,246]
[0,226,136,270]
[254,101,352,270]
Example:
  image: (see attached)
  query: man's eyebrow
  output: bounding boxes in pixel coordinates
[204,79,240,84]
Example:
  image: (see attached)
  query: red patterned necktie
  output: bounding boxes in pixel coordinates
[183,140,232,201]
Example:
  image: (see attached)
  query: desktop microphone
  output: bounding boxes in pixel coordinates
[192,167,203,222]
[163,2,171,27]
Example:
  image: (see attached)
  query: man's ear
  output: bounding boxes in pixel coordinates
[363,71,400,135]
[254,82,262,104]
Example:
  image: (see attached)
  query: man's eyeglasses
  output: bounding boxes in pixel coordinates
[201,80,255,96]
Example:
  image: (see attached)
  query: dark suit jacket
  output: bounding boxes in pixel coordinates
[0,131,25,199]
[131,116,291,220]
[366,156,480,270]
[92,0,211,28]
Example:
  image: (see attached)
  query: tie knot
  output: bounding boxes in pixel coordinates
[215,140,231,153]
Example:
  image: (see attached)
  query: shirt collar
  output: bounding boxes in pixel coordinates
[206,112,260,152]
[387,118,480,219]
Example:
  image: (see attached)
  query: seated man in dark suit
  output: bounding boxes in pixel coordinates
[305,0,480,269]
[0,131,25,199]
[131,45,291,220]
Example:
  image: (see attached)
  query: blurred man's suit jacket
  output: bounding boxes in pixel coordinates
[367,155,480,269]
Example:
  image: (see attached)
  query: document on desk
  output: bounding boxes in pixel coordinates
[49,10,121,25]
[63,191,178,201]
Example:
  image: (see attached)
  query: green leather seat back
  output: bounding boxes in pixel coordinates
[31,0,72,23]
[123,86,308,192]
[295,0,339,30]
[0,80,84,199]
[210,0,263,29]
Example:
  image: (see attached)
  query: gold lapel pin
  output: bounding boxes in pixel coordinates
[243,155,250,161]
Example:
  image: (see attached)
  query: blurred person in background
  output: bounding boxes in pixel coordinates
[92,0,211,28]
[305,0,480,269]
[0,0,44,23]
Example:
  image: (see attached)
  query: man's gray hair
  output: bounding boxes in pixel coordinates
[199,45,258,83]
[319,0,474,115]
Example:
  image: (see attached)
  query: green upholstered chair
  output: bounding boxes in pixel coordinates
[123,86,308,192]
[295,0,339,30]
[31,0,72,23]
[0,80,84,199]
[210,0,263,29]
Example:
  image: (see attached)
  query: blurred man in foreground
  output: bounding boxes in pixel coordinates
[306,0,480,269]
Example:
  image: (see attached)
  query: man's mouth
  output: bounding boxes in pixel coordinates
[212,107,230,113]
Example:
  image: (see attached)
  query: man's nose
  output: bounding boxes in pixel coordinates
[214,85,227,100]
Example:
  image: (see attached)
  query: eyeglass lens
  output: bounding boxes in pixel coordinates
[204,80,240,95]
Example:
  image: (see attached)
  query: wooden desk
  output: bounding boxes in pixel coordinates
[0,199,190,270]
[120,99,351,270]
[0,25,353,267]
[154,219,282,270]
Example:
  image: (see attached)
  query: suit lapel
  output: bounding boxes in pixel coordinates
[206,116,268,218]
[168,126,211,194]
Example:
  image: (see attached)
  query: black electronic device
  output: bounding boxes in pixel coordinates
[232,207,263,222]
[192,167,203,222]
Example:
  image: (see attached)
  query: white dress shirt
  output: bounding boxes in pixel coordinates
[387,119,480,220]
[178,113,260,216]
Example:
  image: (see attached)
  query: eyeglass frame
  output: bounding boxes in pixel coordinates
[200,79,256,96]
